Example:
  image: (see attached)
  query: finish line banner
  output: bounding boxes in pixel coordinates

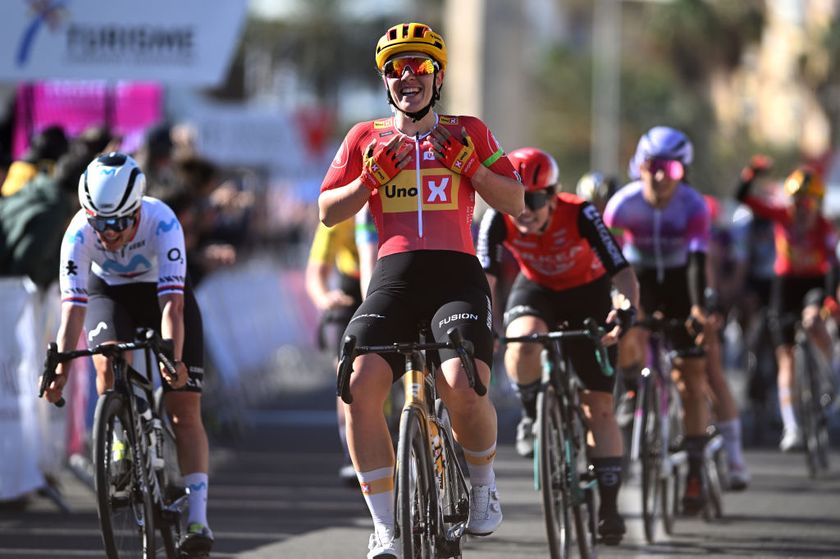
[0,0,247,86]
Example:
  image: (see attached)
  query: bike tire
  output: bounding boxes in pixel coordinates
[93,391,156,559]
[660,464,675,535]
[435,399,469,552]
[810,361,832,473]
[153,389,182,559]
[640,378,661,543]
[396,406,436,559]
[537,385,572,559]
[705,449,724,521]
[795,343,819,479]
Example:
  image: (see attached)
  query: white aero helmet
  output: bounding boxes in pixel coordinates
[79,152,145,218]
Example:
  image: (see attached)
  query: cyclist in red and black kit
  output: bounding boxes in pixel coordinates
[318,22,524,559]
[477,147,639,545]
[736,160,838,452]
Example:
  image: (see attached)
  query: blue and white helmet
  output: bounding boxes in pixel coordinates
[78,152,145,218]
[628,126,693,180]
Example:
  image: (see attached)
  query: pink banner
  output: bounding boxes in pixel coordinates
[13,80,163,159]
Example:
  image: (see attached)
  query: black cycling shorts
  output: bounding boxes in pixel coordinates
[85,275,205,393]
[503,273,616,393]
[635,265,703,356]
[342,250,494,381]
[769,275,825,347]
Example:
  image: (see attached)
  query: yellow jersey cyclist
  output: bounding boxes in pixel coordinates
[42,152,213,556]
[477,147,640,545]
[604,126,715,515]
[306,208,378,485]
[736,160,839,451]
[318,22,524,559]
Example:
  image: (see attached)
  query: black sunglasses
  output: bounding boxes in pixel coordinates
[87,214,137,233]
[524,191,549,211]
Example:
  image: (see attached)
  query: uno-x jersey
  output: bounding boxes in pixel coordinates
[477,193,628,291]
[59,197,186,306]
[320,114,518,257]
[603,181,710,274]
[739,194,837,277]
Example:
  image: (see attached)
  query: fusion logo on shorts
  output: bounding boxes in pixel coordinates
[438,313,479,329]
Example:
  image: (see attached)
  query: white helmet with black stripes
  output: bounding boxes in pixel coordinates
[78,152,145,218]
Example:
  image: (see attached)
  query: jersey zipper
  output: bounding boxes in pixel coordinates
[415,133,423,238]
[653,208,663,283]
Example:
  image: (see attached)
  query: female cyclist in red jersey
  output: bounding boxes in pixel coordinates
[477,147,639,545]
[736,161,838,451]
[318,22,523,559]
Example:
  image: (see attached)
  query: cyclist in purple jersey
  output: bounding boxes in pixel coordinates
[604,126,715,514]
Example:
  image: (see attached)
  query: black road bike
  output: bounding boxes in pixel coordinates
[40,329,189,558]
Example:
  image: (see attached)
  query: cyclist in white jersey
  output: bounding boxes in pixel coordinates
[42,152,214,557]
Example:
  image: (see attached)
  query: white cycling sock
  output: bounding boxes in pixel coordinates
[717,418,745,468]
[778,387,798,431]
[184,472,209,528]
[357,466,394,535]
[463,443,497,487]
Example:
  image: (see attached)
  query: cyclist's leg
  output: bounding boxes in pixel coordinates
[501,273,553,457]
[703,311,749,488]
[341,288,415,554]
[772,277,807,450]
[561,276,625,542]
[431,291,501,536]
[803,288,833,365]
[160,284,215,552]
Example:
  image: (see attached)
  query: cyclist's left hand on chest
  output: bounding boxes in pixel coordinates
[161,361,188,389]
[431,126,481,178]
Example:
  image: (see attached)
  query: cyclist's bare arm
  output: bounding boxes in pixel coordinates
[306,260,354,310]
[471,166,524,217]
[45,303,86,403]
[611,267,640,312]
[604,267,641,345]
[159,292,188,389]
[319,181,371,227]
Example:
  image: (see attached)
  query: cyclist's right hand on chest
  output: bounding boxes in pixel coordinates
[360,137,411,191]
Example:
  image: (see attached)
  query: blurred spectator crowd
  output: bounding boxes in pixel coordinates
[0,122,261,289]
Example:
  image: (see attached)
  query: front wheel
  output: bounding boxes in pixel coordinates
[538,385,572,559]
[396,407,436,559]
[640,379,662,543]
[93,391,156,558]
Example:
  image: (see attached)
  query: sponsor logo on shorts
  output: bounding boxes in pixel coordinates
[438,313,479,329]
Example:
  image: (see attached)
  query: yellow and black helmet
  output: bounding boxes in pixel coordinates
[784,166,825,200]
[375,23,447,72]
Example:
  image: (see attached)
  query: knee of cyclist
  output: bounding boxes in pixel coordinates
[443,386,486,412]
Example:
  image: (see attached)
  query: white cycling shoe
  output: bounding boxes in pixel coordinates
[779,427,804,453]
[367,525,400,559]
[466,484,503,536]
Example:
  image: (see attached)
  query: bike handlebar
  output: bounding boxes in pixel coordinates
[498,318,614,378]
[336,327,485,405]
[39,328,176,408]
